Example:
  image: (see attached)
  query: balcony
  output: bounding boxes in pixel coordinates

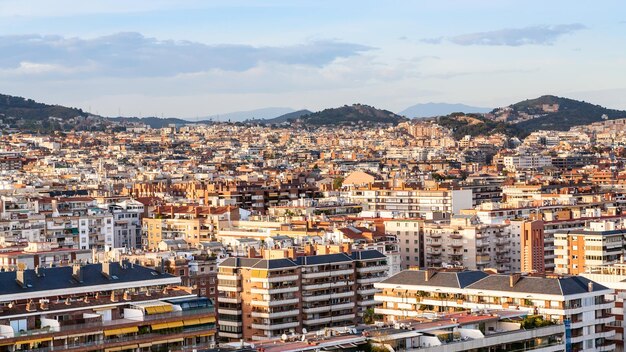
[358,299,377,306]
[217,274,239,281]
[303,306,331,314]
[218,296,241,304]
[450,241,463,248]
[218,308,242,315]
[251,309,300,319]
[450,233,463,240]
[357,287,378,295]
[302,281,354,291]
[251,321,299,330]
[302,269,353,279]
[303,314,354,325]
[250,286,299,295]
[357,276,385,284]
[331,302,356,311]
[251,298,299,307]
[216,285,240,292]
[302,291,354,302]
[357,265,387,273]
[429,242,442,247]
[250,274,299,283]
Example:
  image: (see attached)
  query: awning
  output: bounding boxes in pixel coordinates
[151,321,183,330]
[15,337,52,345]
[196,331,216,337]
[183,316,215,326]
[183,318,201,326]
[138,342,153,348]
[144,304,174,314]
[199,316,216,324]
[105,345,138,352]
[103,326,139,336]
[168,338,184,343]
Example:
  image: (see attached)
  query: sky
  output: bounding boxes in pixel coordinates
[1,0,625,118]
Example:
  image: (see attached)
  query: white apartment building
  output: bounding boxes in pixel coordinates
[375,269,616,352]
[503,154,552,171]
[347,186,472,219]
[423,215,513,272]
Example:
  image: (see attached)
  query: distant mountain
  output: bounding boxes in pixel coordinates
[290,104,408,126]
[400,102,490,118]
[258,109,313,124]
[495,95,626,132]
[202,107,295,122]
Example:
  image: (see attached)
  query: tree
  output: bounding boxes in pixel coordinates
[363,308,377,324]
[332,177,345,190]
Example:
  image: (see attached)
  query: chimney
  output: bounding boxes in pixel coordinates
[35,266,45,277]
[588,282,594,292]
[102,261,111,278]
[509,273,521,288]
[16,268,28,288]
[424,268,436,282]
[73,263,84,283]
[158,259,165,275]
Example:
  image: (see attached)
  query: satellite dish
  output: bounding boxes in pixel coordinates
[302,328,308,334]
[281,334,288,341]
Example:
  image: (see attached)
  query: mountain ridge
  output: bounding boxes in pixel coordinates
[493,95,626,132]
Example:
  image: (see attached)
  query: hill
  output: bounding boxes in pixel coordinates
[291,104,408,126]
[0,93,94,131]
[400,102,490,118]
[258,109,313,124]
[436,113,525,140]
[494,95,626,132]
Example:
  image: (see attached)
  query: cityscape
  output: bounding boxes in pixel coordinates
[1,1,626,352]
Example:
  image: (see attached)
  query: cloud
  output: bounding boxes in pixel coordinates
[422,24,586,46]
[0,32,373,77]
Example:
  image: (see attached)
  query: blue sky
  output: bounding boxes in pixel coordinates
[0,0,625,117]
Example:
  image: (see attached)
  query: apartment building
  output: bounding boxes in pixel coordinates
[513,219,546,274]
[375,269,615,351]
[423,215,513,272]
[383,219,423,270]
[0,261,216,351]
[216,249,388,341]
[581,263,626,351]
[347,184,472,219]
[503,154,552,171]
[367,312,567,352]
[143,205,238,250]
[554,221,626,275]
[0,242,91,271]
[108,199,144,249]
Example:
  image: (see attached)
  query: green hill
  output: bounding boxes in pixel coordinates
[293,104,408,126]
[495,95,626,132]
[0,94,87,120]
[436,113,525,139]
